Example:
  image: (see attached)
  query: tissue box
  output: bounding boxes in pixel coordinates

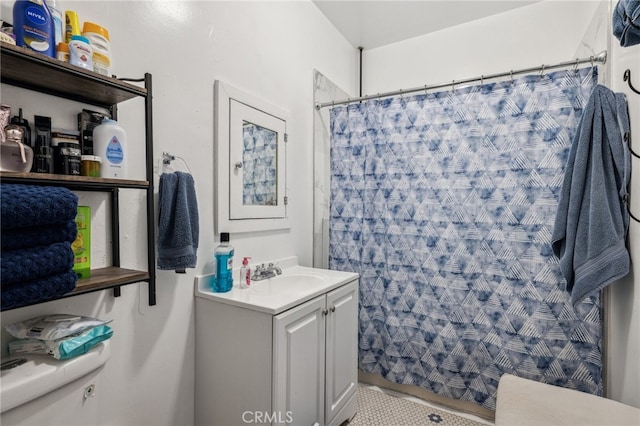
[72,206,91,279]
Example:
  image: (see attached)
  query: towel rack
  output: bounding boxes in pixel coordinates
[162,152,192,174]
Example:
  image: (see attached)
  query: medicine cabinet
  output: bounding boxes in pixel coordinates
[214,80,289,233]
[0,41,156,310]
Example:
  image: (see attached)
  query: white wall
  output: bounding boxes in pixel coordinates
[0,1,357,425]
[360,0,639,408]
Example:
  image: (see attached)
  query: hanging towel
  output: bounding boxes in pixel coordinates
[157,171,199,272]
[613,0,640,47]
[552,85,631,306]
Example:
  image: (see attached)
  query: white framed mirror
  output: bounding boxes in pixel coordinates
[214,80,289,233]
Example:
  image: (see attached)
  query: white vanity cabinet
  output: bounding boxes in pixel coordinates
[273,281,358,426]
[194,267,358,426]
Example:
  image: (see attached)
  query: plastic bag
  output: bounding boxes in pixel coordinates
[8,325,113,360]
[5,314,111,340]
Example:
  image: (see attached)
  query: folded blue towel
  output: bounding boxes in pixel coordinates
[1,220,77,251]
[552,85,630,306]
[1,269,77,310]
[157,172,199,272]
[1,242,74,286]
[1,184,78,230]
[613,0,640,46]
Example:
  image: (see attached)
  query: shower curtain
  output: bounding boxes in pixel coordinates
[329,67,602,410]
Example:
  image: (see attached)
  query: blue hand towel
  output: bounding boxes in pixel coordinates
[552,85,631,306]
[613,0,640,47]
[157,172,199,272]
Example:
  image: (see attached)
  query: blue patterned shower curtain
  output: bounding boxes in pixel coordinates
[329,68,602,410]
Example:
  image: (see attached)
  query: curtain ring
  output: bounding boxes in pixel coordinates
[480,75,484,85]
[574,58,579,72]
[540,64,545,77]
[590,56,594,68]
[398,89,404,99]
[424,84,428,95]
[452,80,456,91]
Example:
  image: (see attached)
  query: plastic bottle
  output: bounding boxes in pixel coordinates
[12,0,56,58]
[92,119,127,178]
[56,42,69,61]
[68,35,92,70]
[82,22,111,76]
[46,0,63,47]
[64,10,80,43]
[212,233,234,292]
[239,257,252,289]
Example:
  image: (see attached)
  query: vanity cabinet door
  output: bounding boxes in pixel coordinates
[273,295,326,426]
[325,280,358,425]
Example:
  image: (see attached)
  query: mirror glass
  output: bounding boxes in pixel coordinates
[241,121,277,206]
[215,80,289,233]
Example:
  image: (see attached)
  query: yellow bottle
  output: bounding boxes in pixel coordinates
[64,10,81,43]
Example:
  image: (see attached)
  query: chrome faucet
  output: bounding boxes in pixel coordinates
[251,263,283,281]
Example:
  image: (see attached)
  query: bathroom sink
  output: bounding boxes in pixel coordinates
[194,257,360,314]
[251,272,328,294]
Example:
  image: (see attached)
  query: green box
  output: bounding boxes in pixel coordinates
[72,206,91,279]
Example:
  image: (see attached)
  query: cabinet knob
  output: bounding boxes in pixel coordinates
[330,306,336,313]
[322,309,328,316]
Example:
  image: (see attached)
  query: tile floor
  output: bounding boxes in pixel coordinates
[348,384,494,426]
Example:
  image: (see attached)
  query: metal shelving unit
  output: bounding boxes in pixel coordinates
[0,42,156,309]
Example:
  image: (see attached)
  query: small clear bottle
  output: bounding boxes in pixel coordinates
[239,257,251,289]
[212,233,234,292]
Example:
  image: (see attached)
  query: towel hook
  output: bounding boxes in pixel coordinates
[623,69,640,95]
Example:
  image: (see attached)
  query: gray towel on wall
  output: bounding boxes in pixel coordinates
[613,0,640,47]
[157,172,199,272]
[552,84,631,306]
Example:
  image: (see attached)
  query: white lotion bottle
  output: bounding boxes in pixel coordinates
[239,257,251,289]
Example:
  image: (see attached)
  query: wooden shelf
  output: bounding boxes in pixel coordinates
[0,42,147,106]
[71,266,150,295]
[0,42,156,310]
[0,171,149,190]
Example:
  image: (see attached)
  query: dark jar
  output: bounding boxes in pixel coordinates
[54,142,81,175]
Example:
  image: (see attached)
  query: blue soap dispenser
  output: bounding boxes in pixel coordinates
[212,232,234,292]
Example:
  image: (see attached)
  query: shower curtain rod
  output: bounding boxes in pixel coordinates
[315,50,607,110]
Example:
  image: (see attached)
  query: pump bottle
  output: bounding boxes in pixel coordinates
[239,257,252,289]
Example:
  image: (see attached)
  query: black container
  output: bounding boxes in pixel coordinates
[54,142,81,175]
[34,115,52,173]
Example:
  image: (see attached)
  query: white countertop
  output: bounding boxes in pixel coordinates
[194,258,359,315]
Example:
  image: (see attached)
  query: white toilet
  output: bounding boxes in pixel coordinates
[0,340,111,426]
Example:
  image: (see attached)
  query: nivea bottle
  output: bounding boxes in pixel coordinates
[212,233,234,292]
[13,0,56,58]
